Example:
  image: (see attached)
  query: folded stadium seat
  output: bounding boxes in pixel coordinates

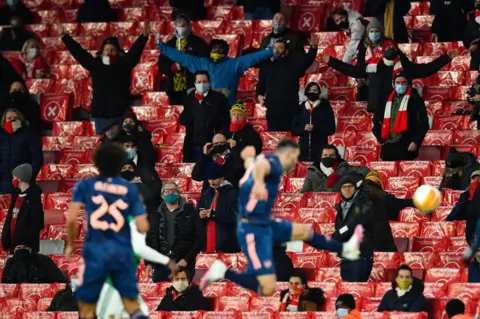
[238,68,259,92]
[26,79,55,94]
[155,106,182,120]
[246,118,267,131]
[196,253,222,270]
[141,92,170,107]
[131,106,162,122]
[420,221,457,237]
[343,146,378,165]
[0,284,19,298]
[302,192,340,209]
[422,130,453,148]
[337,282,375,299]
[290,252,329,269]
[169,163,194,178]
[109,21,138,38]
[424,268,463,285]
[117,7,148,22]
[285,177,305,193]
[130,63,160,95]
[25,24,50,38]
[313,267,342,283]
[298,207,336,224]
[398,161,432,178]
[425,101,443,117]
[18,283,64,302]
[271,207,297,222]
[188,180,203,193]
[310,313,346,319]
[432,115,466,131]
[373,252,403,274]
[217,296,250,312]
[259,132,292,150]
[431,297,477,319]
[49,64,70,80]
[447,283,480,299]
[389,312,428,319]
[190,20,225,38]
[157,145,183,163]
[224,21,253,51]
[40,164,75,181]
[138,283,160,300]
[398,208,429,223]
[446,145,477,158]
[250,103,265,119]
[52,121,86,137]
[249,296,280,312]
[327,87,356,102]
[44,192,72,210]
[206,6,235,22]
[442,189,464,206]
[448,236,469,252]
[202,282,230,298]
[412,237,449,252]
[250,20,271,50]
[327,101,347,118]
[36,9,66,24]
[306,72,351,88]
[294,162,312,178]
[435,251,464,268]
[273,193,304,210]
[143,298,163,311]
[72,164,98,179]
[385,176,420,197]
[55,312,79,319]
[361,297,383,312]
[144,120,178,137]
[452,130,480,146]
[154,163,173,178]
[240,312,277,319]
[140,49,161,64]
[328,131,357,148]
[355,131,380,149]
[315,223,335,237]
[421,176,442,188]
[159,132,185,148]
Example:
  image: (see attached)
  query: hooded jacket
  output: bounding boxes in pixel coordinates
[157,283,209,311]
[377,278,427,312]
[279,287,326,311]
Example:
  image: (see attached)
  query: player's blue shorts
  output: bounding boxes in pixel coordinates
[75,243,138,303]
[237,218,293,276]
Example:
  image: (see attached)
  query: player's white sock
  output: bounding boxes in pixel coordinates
[341,224,363,260]
[199,260,227,290]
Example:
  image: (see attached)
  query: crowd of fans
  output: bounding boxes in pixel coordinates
[0,0,479,317]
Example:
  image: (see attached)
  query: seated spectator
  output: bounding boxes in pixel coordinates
[0,108,43,194]
[279,271,326,312]
[242,0,279,20]
[156,266,209,311]
[2,81,42,134]
[336,294,362,319]
[58,21,149,134]
[440,148,480,190]
[179,70,230,162]
[2,246,65,283]
[168,1,206,21]
[198,163,240,253]
[302,145,370,192]
[15,38,50,79]
[76,0,115,23]
[1,163,43,254]
[47,275,78,311]
[446,299,468,319]
[158,38,273,105]
[0,1,35,26]
[225,102,263,155]
[466,72,480,128]
[0,14,35,51]
[465,1,480,71]
[121,161,162,212]
[378,264,427,312]
[146,182,204,282]
[259,12,305,54]
[292,81,335,161]
[158,12,208,105]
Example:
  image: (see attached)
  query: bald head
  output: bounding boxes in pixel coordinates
[212,134,227,144]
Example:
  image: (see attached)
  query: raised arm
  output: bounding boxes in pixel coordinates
[158,41,206,73]
[123,21,150,70]
[404,48,455,79]
[234,47,274,74]
[58,23,96,71]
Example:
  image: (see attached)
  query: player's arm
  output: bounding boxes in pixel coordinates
[241,146,257,169]
[251,157,271,201]
[66,202,83,256]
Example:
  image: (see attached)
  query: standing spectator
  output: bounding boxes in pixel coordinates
[1,164,43,254]
[198,163,240,253]
[279,271,326,312]
[225,102,263,155]
[0,53,25,108]
[372,71,429,161]
[446,299,468,319]
[465,1,480,71]
[0,15,35,51]
[0,108,42,194]
[3,81,42,134]
[241,0,280,20]
[158,12,208,105]
[0,1,34,26]
[292,81,335,161]
[302,145,370,193]
[58,21,149,134]
[16,38,49,79]
[326,8,366,63]
[257,35,319,131]
[260,12,305,54]
[168,1,206,21]
[440,148,480,190]
[156,266,209,311]
[432,1,473,42]
[191,134,243,191]
[158,38,273,105]
[336,294,362,319]
[146,182,204,282]
[378,264,427,312]
[179,70,230,162]
[333,174,375,282]
[466,71,480,128]
[363,0,411,43]
[76,0,115,23]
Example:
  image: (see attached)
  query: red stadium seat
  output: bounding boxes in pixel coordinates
[0,284,19,298]
[442,189,464,206]
[336,116,373,132]
[411,237,449,252]
[275,193,305,210]
[385,177,420,197]
[313,267,342,283]
[338,282,375,298]
[373,252,402,270]
[424,268,462,285]
[303,192,340,209]
[398,161,432,177]
[435,252,464,268]
[447,283,480,299]
[398,208,429,223]
[344,146,378,165]
[355,131,380,149]
[389,222,421,238]
[249,296,280,312]
[291,252,328,268]
[217,296,250,311]
[203,282,230,298]
[328,131,357,147]
[420,221,457,237]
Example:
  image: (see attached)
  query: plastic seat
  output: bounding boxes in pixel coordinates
[328,131,357,147]
[217,296,250,311]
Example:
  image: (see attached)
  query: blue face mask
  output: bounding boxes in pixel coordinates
[395,84,408,95]
[368,32,381,42]
[126,148,137,160]
[164,193,179,204]
[336,309,349,319]
[70,279,77,292]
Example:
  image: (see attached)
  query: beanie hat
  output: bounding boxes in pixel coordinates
[393,70,408,82]
[336,294,356,310]
[230,102,246,117]
[339,173,363,190]
[366,17,384,34]
[97,37,125,57]
[206,162,224,180]
[471,170,480,179]
[12,163,32,183]
[366,170,383,185]
[122,108,138,123]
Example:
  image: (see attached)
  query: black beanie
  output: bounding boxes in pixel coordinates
[339,173,364,190]
[336,294,356,310]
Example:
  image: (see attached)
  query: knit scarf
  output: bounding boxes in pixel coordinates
[476,10,480,24]
[383,58,403,77]
[381,86,412,140]
[470,181,480,200]
[305,100,320,114]
[384,0,395,40]
[365,42,388,73]
[172,39,188,92]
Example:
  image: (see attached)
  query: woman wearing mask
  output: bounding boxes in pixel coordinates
[16,38,49,79]
[292,82,336,162]
[335,294,362,319]
[278,272,326,312]
[3,81,42,134]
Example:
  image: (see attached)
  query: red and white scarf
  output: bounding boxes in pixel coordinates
[476,10,480,24]
[365,40,394,73]
[305,100,320,114]
[381,86,412,140]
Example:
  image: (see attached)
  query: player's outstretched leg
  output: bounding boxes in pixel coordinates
[200,260,259,292]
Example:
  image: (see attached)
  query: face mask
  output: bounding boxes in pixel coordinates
[336,309,349,319]
[271,51,285,62]
[172,281,189,293]
[339,21,349,30]
[4,120,21,134]
[272,22,285,34]
[175,26,189,38]
[164,193,179,205]
[102,55,117,65]
[395,84,408,95]
[12,178,19,189]
[210,52,225,62]
[306,92,320,102]
[383,48,398,61]
[70,279,77,292]
[27,48,38,60]
[397,279,411,291]
[289,285,304,296]
[230,119,247,132]
[126,148,137,160]
[195,83,210,94]
[321,157,336,168]
[121,170,136,181]
[123,123,137,133]
[10,91,28,102]
[368,32,381,42]
[213,143,228,154]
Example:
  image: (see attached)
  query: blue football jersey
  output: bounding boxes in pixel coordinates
[238,153,283,224]
[72,176,146,247]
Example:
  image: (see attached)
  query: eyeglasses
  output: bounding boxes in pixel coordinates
[163,189,179,194]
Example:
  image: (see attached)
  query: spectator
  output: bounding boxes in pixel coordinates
[333,174,375,282]
[0,53,25,108]
[446,299,469,319]
[191,134,243,191]
[0,1,34,26]
[279,271,326,312]
[336,294,362,319]
[257,35,318,131]
[198,163,240,253]
[302,145,370,193]
[363,0,411,43]
[241,0,279,20]
[76,0,115,23]
[158,12,209,105]
[156,266,209,311]
[0,14,35,51]
[158,37,273,105]
[432,1,473,42]
[179,70,231,162]
[47,277,78,311]
[292,81,336,161]
[466,72,480,128]
[13,38,50,79]
[378,264,427,312]
[168,1,206,21]
[0,108,42,194]
[1,164,43,254]
[146,182,204,282]
[440,148,480,190]
[58,21,150,134]
[2,81,42,134]
[225,102,263,155]
[260,12,305,54]
[465,1,480,71]
[364,170,414,221]
[326,8,366,63]
[274,244,294,281]
[372,71,429,161]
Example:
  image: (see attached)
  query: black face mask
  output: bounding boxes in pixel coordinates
[383,48,398,61]
[306,92,320,102]
[123,123,137,133]
[10,91,28,103]
[321,157,337,168]
[121,170,136,181]
[339,21,349,30]
[213,143,228,154]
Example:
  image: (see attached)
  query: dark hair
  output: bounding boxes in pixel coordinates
[194,70,210,82]
[321,144,341,159]
[331,8,348,18]
[396,264,413,276]
[275,138,300,152]
[93,143,128,177]
[290,270,307,286]
[274,39,289,50]
[336,294,356,310]
[176,266,190,280]
[120,134,137,146]
[363,179,386,202]
[209,39,229,55]
[446,299,465,318]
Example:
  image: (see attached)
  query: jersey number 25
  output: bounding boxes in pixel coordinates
[90,195,128,232]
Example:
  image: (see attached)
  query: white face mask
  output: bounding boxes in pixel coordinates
[172,281,189,293]
[195,83,210,94]
[70,279,77,292]
[175,26,189,38]
[102,55,111,65]
[27,48,38,60]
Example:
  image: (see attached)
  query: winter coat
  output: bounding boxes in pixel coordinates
[464,11,480,71]
[453,190,480,246]
[158,42,273,105]
[158,33,209,105]
[168,0,207,21]
[179,89,230,162]
[62,34,147,118]
[225,122,263,156]
[198,182,240,252]
[377,278,427,312]
[386,194,414,221]
[439,151,480,190]
[1,184,44,254]
[146,197,205,265]
[76,0,115,23]
[363,0,411,43]
[256,47,317,121]
[279,287,326,311]
[292,99,336,161]
[0,127,43,194]
[259,28,305,55]
[46,284,78,311]
[157,284,209,311]
[1,91,42,134]
[0,54,26,108]
[0,2,35,26]
[343,309,363,319]
[241,0,281,15]
[432,0,473,42]
[302,161,370,193]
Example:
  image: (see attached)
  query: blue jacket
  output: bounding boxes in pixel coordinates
[158,42,273,105]
[377,278,427,313]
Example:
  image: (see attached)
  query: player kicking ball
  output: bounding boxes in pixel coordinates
[200,139,363,296]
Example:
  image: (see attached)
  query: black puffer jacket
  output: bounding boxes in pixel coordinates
[440,150,480,190]
[157,284,209,311]
[0,54,26,108]
[225,123,263,156]
[377,278,427,312]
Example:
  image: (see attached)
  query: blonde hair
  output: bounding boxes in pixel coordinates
[1,108,26,128]
[21,38,40,57]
